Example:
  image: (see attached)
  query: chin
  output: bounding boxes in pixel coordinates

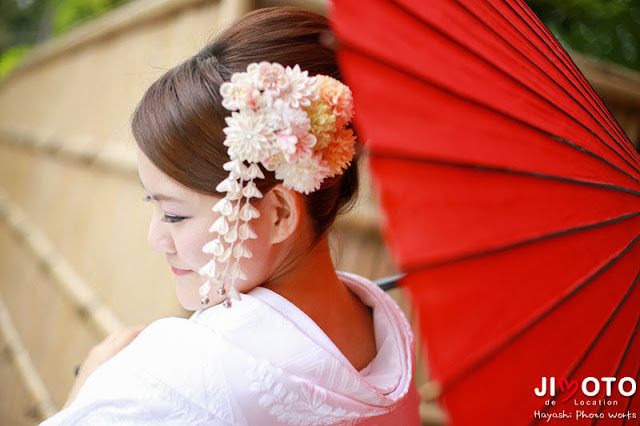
[177,296,201,311]
[174,275,205,311]
[176,290,200,311]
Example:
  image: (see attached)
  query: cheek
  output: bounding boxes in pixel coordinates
[176,223,215,270]
[179,204,276,291]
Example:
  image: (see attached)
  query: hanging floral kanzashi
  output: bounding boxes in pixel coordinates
[198,62,356,308]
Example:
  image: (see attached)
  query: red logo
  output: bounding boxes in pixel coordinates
[558,377,578,402]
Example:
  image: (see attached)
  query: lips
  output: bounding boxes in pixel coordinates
[170,266,193,276]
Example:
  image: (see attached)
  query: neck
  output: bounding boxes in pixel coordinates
[261,234,377,371]
[262,235,350,314]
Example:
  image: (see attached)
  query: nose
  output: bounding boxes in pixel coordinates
[147,213,176,253]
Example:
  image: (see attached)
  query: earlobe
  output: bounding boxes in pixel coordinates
[269,186,301,244]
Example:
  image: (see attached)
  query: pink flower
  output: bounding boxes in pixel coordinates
[276,130,317,163]
[291,133,317,162]
[220,72,260,111]
[253,62,287,92]
[275,129,298,159]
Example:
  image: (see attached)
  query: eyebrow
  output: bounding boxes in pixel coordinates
[139,180,185,203]
[148,194,184,202]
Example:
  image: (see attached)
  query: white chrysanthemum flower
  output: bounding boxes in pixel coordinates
[275,153,329,194]
[280,65,317,108]
[223,110,276,163]
[266,98,311,133]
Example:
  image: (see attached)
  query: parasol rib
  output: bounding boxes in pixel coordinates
[465,0,635,162]
[373,153,640,272]
[623,361,640,425]
[504,0,637,162]
[533,271,640,421]
[375,0,640,176]
[510,0,634,152]
[370,152,640,200]
[342,44,640,189]
[441,233,640,392]
[595,314,640,421]
[403,208,640,273]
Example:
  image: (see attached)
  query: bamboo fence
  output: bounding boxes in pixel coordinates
[0,0,639,424]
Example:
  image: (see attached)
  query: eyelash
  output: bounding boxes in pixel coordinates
[142,195,186,223]
[162,214,186,224]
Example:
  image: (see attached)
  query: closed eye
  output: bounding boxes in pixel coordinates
[143,195,187,223]
[162,214,186,224]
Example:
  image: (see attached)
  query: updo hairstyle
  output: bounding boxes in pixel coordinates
[131,7,359,237]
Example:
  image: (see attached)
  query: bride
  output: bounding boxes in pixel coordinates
[42,7,419,425]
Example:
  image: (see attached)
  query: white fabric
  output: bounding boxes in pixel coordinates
[42,272,420,425]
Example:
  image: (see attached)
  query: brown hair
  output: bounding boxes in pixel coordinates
[132,6,358,237]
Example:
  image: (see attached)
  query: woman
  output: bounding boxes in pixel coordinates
[42,7,419,425]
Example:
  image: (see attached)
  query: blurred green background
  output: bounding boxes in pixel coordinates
[0,0,131,78]
[528,0,639,71]
[1,0,639,80]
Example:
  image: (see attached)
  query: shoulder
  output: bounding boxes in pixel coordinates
[133,317,218,357]
[338,271,410,323]
[102,317,220,376]
[337,270,386,297]
[113,317,227,393]
[339,271,416,397]
[93,318,232,410]
[339,271,413,339]
[42,318,243,425]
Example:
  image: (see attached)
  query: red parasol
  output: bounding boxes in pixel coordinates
[330,0,640,424]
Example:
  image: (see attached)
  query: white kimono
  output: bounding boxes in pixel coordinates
[42,272,420,425]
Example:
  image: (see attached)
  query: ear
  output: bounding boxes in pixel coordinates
[264,185,302,244]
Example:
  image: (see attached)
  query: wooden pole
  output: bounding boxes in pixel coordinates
[0,127,138,178]
[0,189,123,339]
[0,297,58,420]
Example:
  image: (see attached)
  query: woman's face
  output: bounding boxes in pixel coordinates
[136,148,275,310]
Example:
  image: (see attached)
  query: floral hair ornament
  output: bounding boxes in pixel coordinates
[198,62,356,308]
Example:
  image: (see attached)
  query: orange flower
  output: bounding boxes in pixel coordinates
[315,75,354,122]
[323,128,356,178]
